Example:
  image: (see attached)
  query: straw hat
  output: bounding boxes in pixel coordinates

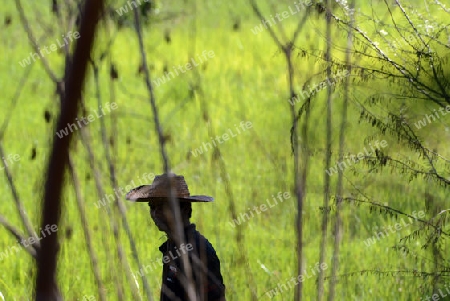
[125,173,214,203]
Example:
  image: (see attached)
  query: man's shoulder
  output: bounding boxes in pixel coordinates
[191,228,216,250]
[158,239,169,253]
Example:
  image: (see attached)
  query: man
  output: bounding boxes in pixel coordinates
[126,173,226,301]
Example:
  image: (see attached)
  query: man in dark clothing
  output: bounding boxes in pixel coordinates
[126,173,226,301]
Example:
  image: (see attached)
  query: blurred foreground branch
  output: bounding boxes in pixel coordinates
[35,0,104,300]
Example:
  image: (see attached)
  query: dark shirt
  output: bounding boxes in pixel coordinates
[159,224,225,301]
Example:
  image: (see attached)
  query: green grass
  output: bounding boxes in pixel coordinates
[0,0,449,300]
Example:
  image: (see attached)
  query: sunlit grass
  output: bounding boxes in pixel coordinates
[0,0,448,300]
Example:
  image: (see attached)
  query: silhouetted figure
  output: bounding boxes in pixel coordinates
[126,173,226,301]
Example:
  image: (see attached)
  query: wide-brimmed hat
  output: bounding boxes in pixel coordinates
[125,173,214,203]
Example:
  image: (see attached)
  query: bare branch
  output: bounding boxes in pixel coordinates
[0,214,38,259]
[14,0,60,83]
[0,142,38,244]
[35,0,104,299]
[67,154,107,301]
[132,7,195,301]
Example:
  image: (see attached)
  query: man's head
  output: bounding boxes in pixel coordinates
[148,201,192,233]
[125,172,213,233]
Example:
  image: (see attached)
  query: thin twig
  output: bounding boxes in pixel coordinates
[0,214,38,259]
[79,126,126,300]
[132,7,196,301]
[0,143,38,245]
[328,1,354,299]
[14,0,59,83]
[67,154,106,301]
[318,1,333,299]
[91,60,146,301]
[0,63,33,140]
